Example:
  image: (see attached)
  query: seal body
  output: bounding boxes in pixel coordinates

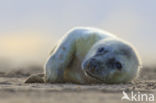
[43,27,141,84]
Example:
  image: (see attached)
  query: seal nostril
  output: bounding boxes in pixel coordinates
[115,62,122,71]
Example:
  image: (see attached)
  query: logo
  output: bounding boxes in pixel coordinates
[121,91,155,102]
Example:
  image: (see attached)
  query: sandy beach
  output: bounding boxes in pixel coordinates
[0,66,155,103]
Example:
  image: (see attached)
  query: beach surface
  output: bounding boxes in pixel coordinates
[0,66,156,103]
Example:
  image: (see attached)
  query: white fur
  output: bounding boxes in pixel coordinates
[44,27,141,83]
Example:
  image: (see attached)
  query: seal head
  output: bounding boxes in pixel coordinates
[82,38,141,83]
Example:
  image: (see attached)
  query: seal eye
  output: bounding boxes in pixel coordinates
[115,62,122,70]
[97,47,105,53]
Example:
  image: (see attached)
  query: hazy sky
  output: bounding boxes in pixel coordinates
[0,0,156,66]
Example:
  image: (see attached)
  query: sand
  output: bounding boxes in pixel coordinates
[0,66,156,103]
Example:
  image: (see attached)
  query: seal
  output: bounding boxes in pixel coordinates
[25,27,142,84]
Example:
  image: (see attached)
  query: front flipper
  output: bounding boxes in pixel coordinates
[45,34,75,83]
[25,73,45,83]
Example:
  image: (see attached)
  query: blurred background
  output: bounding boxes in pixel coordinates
[0,0,156,71]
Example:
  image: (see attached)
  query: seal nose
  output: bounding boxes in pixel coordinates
[87,58,99,73]
[107,58,122,71]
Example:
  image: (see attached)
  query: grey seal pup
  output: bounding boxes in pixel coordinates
[25,27,142,84]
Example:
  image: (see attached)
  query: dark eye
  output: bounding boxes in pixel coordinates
[97,47,105,53]
[115,62,122,70]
